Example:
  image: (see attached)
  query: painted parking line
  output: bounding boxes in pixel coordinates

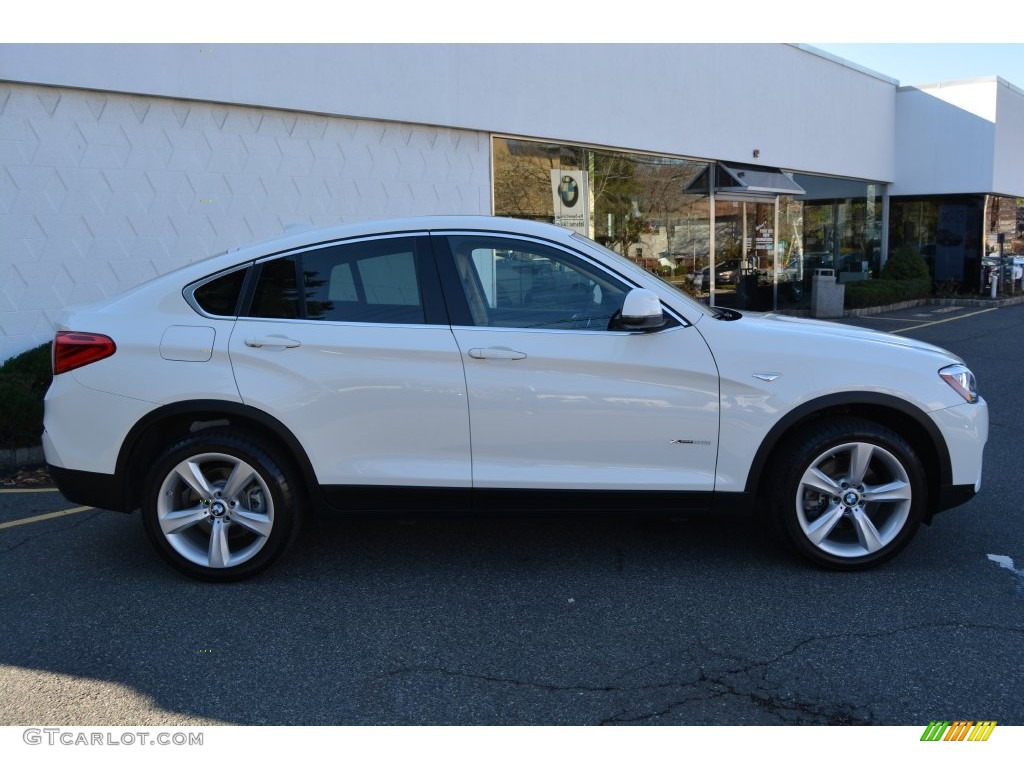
[889,307,999,334]
[854,316,923,324]
[0,487,60,494]
[0,505,94,530]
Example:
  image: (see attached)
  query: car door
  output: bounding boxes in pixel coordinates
[433,232,720,500]
[228,233,471,506]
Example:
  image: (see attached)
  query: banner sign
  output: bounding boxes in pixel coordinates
[551,170,590,235]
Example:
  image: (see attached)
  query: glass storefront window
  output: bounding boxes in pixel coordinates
[985,195,1024,256]
[782,174,882,309]
[712,198,778,311]
[493,137,885,312]
[889,196,984,293]
[493,137,710,299]
[887,194,1023,296]
[983,195,1024,296]
[776,194,805,308]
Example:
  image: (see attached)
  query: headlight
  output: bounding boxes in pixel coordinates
[939,364,978,404]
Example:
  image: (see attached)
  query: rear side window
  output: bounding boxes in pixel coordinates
[303,241,423,323]
[192,268,247,317]
[246,237,427,325]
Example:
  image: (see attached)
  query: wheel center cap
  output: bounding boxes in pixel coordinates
[210,501,227,517]
[843,490,860,507]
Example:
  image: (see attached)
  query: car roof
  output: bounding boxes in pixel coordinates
[230,216,576,259]
[155,216,582,284]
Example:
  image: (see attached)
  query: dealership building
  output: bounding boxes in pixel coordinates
[2,43,1023,361]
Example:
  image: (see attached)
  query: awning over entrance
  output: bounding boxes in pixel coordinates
[685,162,805,198]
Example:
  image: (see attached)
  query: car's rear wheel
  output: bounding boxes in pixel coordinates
[770,418,926,569]
[141,432,301,581]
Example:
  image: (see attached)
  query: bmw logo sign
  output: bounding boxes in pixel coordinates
[558,175,580,208]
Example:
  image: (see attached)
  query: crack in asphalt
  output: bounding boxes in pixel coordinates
[386,664,702,695]
[386,621,1023,725]
[598,673,871,725]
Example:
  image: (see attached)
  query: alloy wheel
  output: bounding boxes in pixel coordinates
[156,451,275,569]
[794,440,913,559]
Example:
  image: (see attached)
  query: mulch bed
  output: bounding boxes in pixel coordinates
[0,465,53,488]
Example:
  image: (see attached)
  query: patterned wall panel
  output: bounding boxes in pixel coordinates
[0,82,493,360]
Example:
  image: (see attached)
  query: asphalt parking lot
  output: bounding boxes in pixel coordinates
[1,304,1022,727]
[839,303,1003,335]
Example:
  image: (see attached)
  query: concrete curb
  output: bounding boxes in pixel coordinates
[843,295,1024,317]
[841,298,930,317]
[782,295,1024,319]
[927,294,1024,309]
[0,445,45,473]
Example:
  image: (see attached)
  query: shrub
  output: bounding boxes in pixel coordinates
[882,246,930,281]
[842,247,933,309]
[0,342,52,449]
[844,277,931,309]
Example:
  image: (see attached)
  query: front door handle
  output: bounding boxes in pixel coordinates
[244,335,302,349]
[467,346,527,360]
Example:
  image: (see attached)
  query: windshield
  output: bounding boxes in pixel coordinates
[570,232,718,320]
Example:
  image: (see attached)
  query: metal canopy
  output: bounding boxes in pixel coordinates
[685,162,805,198]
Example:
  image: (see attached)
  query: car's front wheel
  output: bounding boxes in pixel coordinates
[141,432,302,581]
[770,418,927,569]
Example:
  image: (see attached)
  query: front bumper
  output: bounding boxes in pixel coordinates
[927,397,987,519]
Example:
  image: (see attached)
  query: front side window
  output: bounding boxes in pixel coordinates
[444,235,629,331]
[246,237,427,324]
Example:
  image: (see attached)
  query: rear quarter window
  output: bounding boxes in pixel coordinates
[191,267,248,317]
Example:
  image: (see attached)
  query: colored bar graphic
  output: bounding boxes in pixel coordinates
[944,721,971,741]
[921,721,950,741]
[968,722,997,742]
[920,720,996,742]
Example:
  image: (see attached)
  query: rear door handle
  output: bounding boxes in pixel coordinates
[244,335,302,349]
[467,346,527,360]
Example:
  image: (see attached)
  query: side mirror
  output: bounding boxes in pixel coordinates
[613,288,666,331]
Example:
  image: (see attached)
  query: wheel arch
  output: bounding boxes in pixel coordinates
[116,400,321,513]
[744,393,951,521]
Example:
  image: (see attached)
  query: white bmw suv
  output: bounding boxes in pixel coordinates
[43,216,988,580]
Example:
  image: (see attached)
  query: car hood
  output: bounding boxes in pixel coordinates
[721,311,962,362]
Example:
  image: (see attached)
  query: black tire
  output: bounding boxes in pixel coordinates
[768,417,927,570]
[141,431,302,581]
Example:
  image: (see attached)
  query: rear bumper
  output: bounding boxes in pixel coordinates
[48,465,129,513]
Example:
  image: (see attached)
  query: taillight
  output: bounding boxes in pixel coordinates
[53,331,117,375]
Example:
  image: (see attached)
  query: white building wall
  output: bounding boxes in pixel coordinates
[892,78,1024,197]
[0,82,491,360]
[994,80,1024,197]
[0,44,898,182]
